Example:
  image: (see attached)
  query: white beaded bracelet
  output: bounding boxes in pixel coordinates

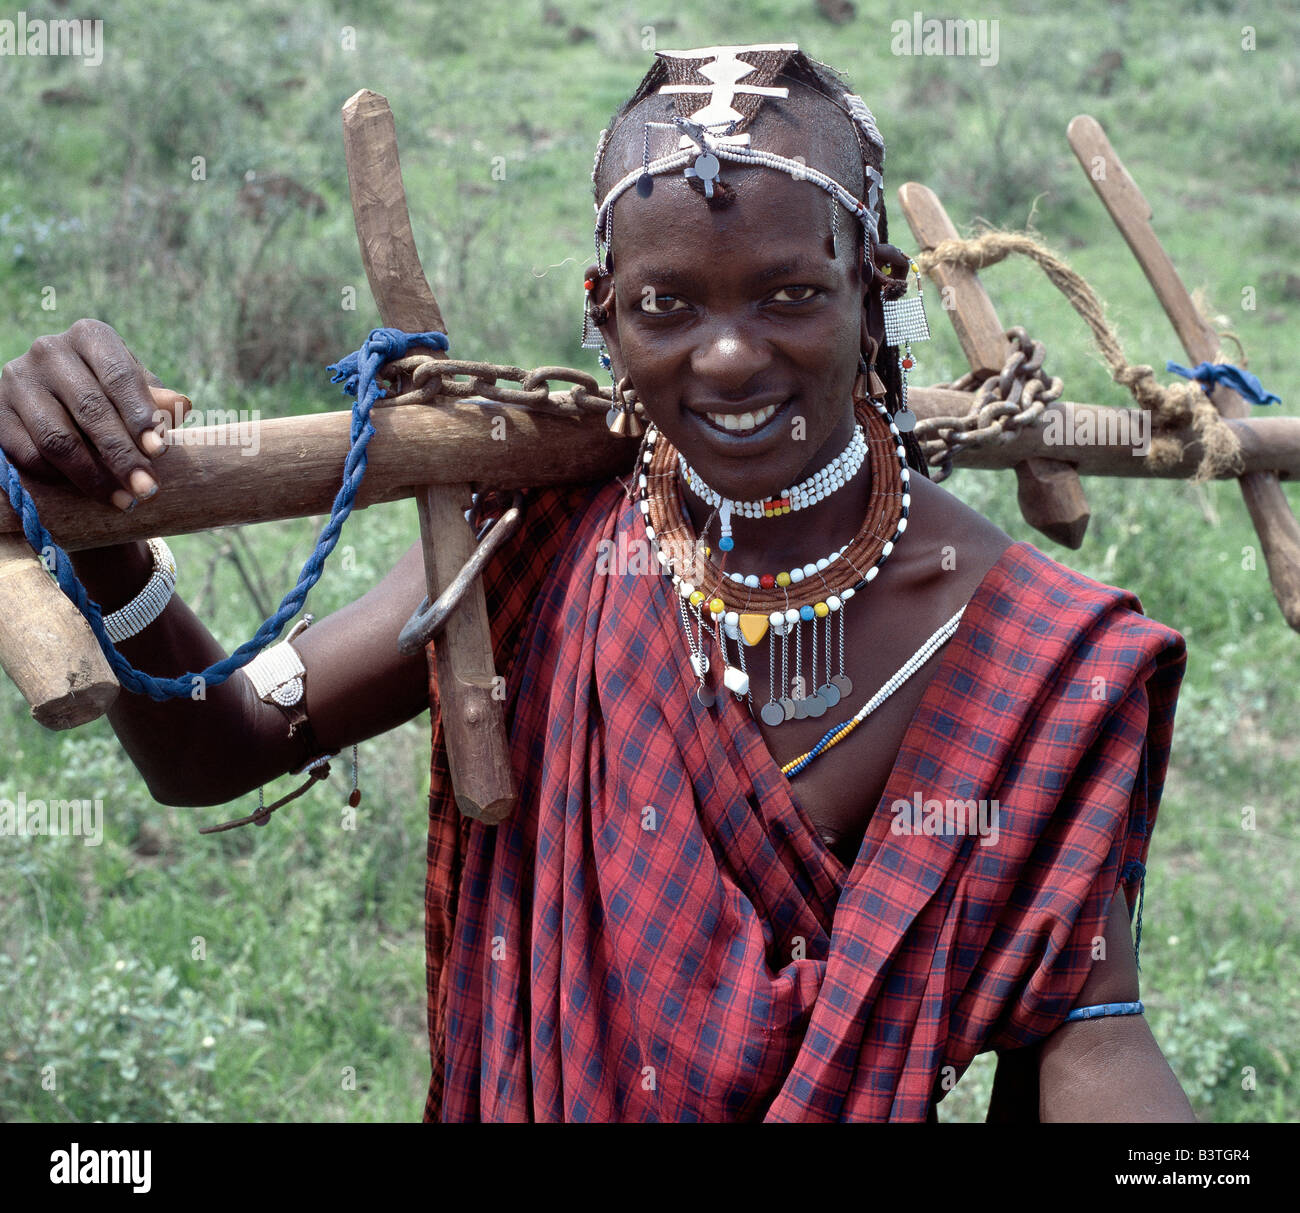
[102,537,177,643]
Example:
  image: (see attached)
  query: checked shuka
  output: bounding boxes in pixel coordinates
[421,480,1186,1122]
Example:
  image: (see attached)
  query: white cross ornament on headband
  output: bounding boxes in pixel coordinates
[657,43,798,147]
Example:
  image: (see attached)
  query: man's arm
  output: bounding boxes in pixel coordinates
[1037,888,1195,1122]
[4,319,436,808]
[72,535,433,807]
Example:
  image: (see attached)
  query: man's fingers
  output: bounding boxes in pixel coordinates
[144,384,191,455]
[5,372,129,508]
[0,320,192,510]
[70,318,183,461]
[40,347,161,503]
[0,405,61,484]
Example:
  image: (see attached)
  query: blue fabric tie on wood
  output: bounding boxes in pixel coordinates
[1166,359,1282,406]
[0,326,447,700]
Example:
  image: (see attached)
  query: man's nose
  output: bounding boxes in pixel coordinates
[689,318,772,393]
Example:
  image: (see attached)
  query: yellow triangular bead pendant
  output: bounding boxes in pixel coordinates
[738,613,770,646]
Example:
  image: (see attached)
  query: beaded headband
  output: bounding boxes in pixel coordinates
[583,42,887,350]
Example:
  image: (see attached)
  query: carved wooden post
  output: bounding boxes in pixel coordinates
[342,89,515,823]
[1069,114,1300,632]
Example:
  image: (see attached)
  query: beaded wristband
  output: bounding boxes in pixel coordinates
[242,626,310,706]
[102,537,177,643]
[237,616,342,816]
[1064,1000,1145,1022]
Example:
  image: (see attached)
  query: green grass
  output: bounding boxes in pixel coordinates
[2,0,1298,1122]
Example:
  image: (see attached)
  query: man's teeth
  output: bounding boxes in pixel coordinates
[705,403,778,432]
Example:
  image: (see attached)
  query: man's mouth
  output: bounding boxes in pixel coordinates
[699,401,781,435]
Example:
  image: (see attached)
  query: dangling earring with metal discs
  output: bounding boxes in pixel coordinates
[881,258,931,433]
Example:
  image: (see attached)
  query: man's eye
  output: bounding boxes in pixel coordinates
[771,286,819,303]
[640,293,688,314]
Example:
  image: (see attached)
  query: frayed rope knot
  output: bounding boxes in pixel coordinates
[915,229,1279,484]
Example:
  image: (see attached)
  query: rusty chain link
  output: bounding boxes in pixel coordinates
[378,354,629,416]
[912,326,1063,482]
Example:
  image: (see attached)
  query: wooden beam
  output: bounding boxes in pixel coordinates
[896,182,1011,376]
[0,402,624,552]
[0,534,118,728]
[342,90,448,337]
[5,395,1300,550]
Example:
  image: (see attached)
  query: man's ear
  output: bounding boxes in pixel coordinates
[871,239,913,287]
[585,261,625,379]
[861,281,885,361]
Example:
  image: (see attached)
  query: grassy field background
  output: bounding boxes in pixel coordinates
[1,0,1297,1121]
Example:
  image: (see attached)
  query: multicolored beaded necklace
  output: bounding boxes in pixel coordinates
[635,394,911,729]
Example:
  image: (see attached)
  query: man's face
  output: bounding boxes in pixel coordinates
[598,163,870,502]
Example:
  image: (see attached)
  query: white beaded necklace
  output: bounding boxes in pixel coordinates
[679,423,866,519]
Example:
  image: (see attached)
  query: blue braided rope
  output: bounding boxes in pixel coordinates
[0,326,448,701]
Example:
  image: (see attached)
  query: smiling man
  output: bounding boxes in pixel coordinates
[1,41,1195,1124]
[421,44,1194,1122]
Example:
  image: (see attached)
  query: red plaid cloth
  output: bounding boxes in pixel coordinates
[422,480,1186,1121]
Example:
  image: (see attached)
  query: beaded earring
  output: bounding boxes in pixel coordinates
[881,259,930,433]
[581,275,607,351]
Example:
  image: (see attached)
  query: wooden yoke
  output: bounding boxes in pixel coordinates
[897,182,1092,549]
[6,105,1299,732]
[1068,115,1300,631]
[341,89,515,823]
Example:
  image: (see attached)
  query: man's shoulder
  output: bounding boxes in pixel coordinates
[903,472,1017,607]
[906,474,1185,665]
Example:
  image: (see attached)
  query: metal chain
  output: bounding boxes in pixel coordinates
[912,326,1064,483]
[377,355,633,417]
[380,329,1061,488]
